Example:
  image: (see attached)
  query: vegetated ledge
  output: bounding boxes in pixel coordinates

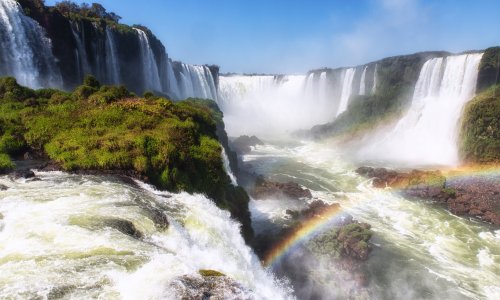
[459,84,500,165]
[0,76,253,241]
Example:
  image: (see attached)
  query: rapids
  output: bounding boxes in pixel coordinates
[0,172,292,299]
[245,141,500,299]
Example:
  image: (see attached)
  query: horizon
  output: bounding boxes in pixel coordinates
[44,0,500,74]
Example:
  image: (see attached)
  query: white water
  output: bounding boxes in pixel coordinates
[336,68,356,117]
[70,22,91,83]
[105,27,120,84]
[359,66,367,95]
[358,53,483,166]
[222,147,238,185]
[372,64,378,94]
[0,0,61,88]
[135,28,162,92]
[0,172,292,299]
[173,63,218,100]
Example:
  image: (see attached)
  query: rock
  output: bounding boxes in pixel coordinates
[230,135,264,154]
[356,166,445,189]
[10,169,36,179]
[103,218,143,239]
[169,273,252,299]
[250,177,312,200]
[0,184,8,191]
[357,166,500,226]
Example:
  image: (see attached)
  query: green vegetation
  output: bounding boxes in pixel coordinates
[0,77,249,222]
[477,47,500,93]
[199,269,225,277]
[460,84,500,164]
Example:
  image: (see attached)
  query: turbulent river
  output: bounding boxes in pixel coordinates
[0,172,291,299]
[246,141,499,300]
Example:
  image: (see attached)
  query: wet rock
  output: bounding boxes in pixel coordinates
[169,273,252,299]
[230,135,264,154]
[357,166,500,226]
[0,184,8,191]
[356,166,445,188]
[250,177,312,200]
[103,218,143,239]
[10,169,36,179]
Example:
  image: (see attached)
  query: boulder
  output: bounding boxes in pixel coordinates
[230,135,264,154]
[169,273,252,299]
[250,177,312,200]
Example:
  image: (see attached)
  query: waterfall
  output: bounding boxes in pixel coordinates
[0,172,292,299]
[166,59,180,99]
[372,64,378,94]
[0,0,61,88]
[221,147,238,185]
[218,74,347,137]
[135,28,162,92]
[359,66,367,95]
[318,71,328,105]
[358,53,483,166]
[336,68,356,117]
[70,22,91,83]
[105,27,120,84]
[175,63,218,100]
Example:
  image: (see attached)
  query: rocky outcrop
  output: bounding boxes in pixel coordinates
[169,272,252,299]
[230,135,264,154]
[357,166,500,226]
[355,166,445,188]
[250,177,312,200]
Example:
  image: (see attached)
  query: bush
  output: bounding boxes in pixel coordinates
[460,84,500,163]
[0,153,14,172]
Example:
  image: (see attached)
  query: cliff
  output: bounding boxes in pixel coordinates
[12,0,218,99]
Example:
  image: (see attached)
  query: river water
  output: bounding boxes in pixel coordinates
[246,141,499,299]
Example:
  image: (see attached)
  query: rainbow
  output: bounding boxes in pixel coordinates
[263,203,344,267]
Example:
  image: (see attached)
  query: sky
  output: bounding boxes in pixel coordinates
[45,0,500,74]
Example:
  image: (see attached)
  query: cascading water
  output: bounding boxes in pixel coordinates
[0,0,61,88]
[336,68,356,117]
[221,148,238,185]
[71,22,91,83]
[174,63,218,100]
[358,53,483,166]
[105,27,120,84]
[371,64,378,94]
[359,66,367,95]
[135,28,162,92]
[0,172,292,299]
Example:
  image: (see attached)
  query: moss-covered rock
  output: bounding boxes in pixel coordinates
[477,47,500,93]
[460,84,500,164]
[0,77,252,240]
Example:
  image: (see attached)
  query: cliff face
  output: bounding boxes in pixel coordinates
[14,0,218,99]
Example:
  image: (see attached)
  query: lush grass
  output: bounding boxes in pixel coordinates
[460,84,500,163]
[0,76,246,211]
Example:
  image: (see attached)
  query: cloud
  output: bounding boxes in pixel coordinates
[328,0,430,67]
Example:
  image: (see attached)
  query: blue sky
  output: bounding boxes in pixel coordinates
[45,0,500,74]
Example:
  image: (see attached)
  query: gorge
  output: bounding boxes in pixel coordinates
[0,0,499,299]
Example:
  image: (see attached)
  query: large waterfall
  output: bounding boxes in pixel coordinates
[172,63,218,100]
[105,27,120,84]
[357,53,483,166]
[217,65,377,137]
[0,0,61,88]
